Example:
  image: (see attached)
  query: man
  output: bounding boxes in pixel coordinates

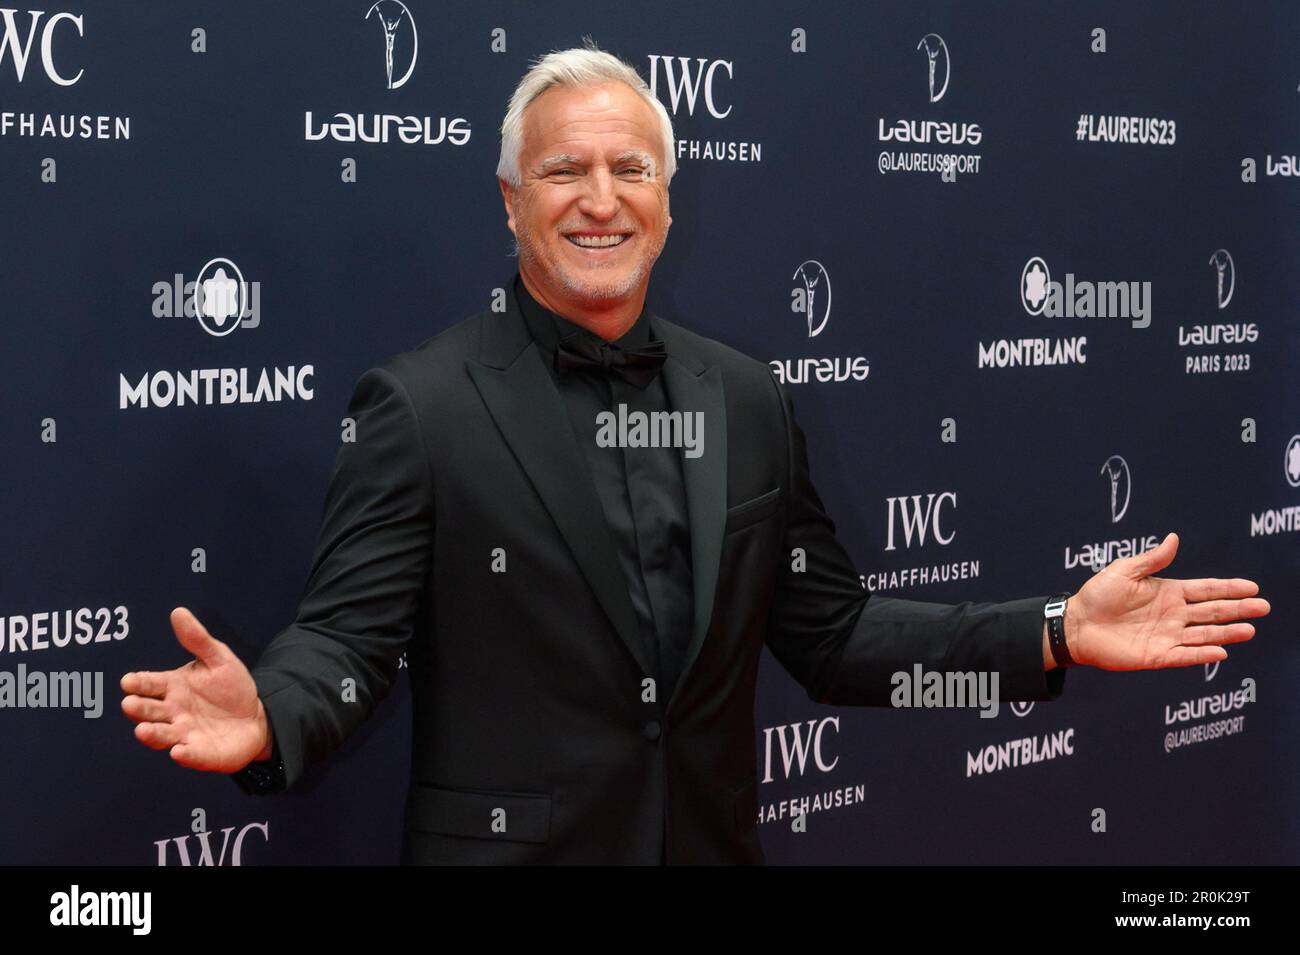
[120,46,1269,864]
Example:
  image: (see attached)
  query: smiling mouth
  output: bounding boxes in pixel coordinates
[565,233,632,249]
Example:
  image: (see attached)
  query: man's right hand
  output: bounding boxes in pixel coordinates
[120,607,272,772]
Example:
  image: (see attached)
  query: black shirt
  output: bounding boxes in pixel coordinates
[513,273,695,701]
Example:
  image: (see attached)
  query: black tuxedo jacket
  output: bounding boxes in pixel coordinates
[243,279,1065,864]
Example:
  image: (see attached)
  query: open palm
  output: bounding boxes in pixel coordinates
[1070,532,1269,671]
[120,607,270,772]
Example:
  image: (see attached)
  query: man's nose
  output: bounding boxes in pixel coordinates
[577,167,620,220]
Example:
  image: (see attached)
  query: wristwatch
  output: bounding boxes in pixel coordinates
[1044,592,1076,668]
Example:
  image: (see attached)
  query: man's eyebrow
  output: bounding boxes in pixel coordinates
[536,150,654,173]
[613,149,653,166]
[537,153,582,171]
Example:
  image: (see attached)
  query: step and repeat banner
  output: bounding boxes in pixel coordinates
[2,1,1297,865]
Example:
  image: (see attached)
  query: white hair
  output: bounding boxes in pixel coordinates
[497,40,677,189]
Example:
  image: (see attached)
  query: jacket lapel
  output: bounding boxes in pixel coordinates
[655,319,728,711]
[465,290,652,677]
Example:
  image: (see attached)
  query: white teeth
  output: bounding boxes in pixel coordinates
[567,234,628,248]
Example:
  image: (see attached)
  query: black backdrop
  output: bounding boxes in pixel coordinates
[2,1,1297,865]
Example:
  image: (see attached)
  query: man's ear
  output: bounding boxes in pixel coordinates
[498,177,516,235]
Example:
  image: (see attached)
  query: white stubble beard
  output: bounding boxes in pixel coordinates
[512,196,669,307]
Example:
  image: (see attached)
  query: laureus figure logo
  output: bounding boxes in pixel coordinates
[1208,249,1235,310]
[792,260,832,338]
[916,33,950,103]
[1099,454,1132,524]
[366,0,418,90]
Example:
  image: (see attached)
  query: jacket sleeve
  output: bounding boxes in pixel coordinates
[761,377,1066,707]
[232,366,435,794]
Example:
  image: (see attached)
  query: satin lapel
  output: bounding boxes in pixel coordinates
[655,320,728,712]
[465,298,652,677]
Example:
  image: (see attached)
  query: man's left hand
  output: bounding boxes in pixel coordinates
[1066,532,1270,670]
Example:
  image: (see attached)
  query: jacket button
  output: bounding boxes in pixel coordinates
[643,720,662,741]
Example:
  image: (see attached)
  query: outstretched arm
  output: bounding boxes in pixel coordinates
[759,379,1267,706]
[237,366,436,792]
[761,379,1061,705]
[120,366,436,794]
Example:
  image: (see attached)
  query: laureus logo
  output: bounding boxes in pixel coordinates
[916,33,950,103]
[771,260,867,385]
[1099,454,1132,524]
[1209,249,1235,310]
[366,0,417,90]
[792,260,831,337]
[1204,660,1219,682]
[1010,700,1034,717]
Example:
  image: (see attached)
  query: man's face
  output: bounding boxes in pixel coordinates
[501,80,672,313]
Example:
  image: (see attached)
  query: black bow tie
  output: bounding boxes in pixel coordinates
[554,334,667,390]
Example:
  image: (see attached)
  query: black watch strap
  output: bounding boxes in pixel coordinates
[1045,592,1076,668]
